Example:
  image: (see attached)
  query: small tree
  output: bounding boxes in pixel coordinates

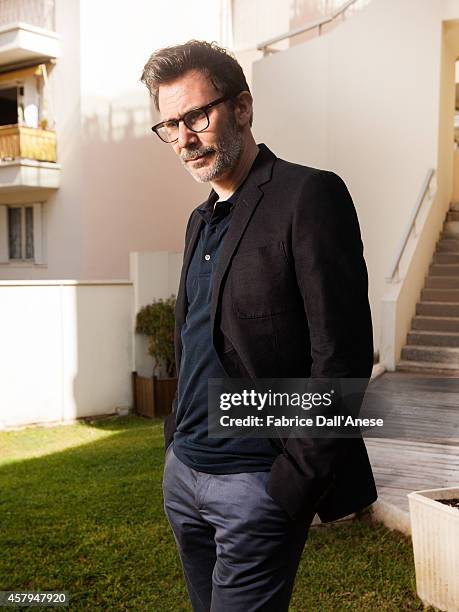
[135,295,176,378]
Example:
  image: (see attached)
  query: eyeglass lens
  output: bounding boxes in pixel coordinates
[157,108,209,142]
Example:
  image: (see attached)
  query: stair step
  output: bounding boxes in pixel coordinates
[433,252,459,264]
[401,344,459,364]
[450,202,459,212]
[407,330,459,347]
[444,220,459,233]
[412,315,459,332]
[416,301,459,316]
[397,360,459,375]
[425,276,459,288]
[421,288,459,301]
[441,232,459,240]
[429,263,459,275]
[447,211,459,221]
[437,238,459,251]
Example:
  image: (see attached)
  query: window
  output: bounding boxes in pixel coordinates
[0,203,44,264]
[8,206,34,260]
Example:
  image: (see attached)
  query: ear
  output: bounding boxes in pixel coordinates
[233,91,253,128]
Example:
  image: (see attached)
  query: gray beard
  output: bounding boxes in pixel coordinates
[180,118,243,183]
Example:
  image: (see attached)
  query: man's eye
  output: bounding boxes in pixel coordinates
[185,109,207,128]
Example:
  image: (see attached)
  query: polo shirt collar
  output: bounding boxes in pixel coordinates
[196,176,243,225]
[196,146,264,225]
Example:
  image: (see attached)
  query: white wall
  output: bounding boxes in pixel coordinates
[232,0,372,86]
[232,0,371,52]
[0,251,186,429]
[0,0,84,278]
[0,0,228,281]
[78,0,228,280]
[0,280,132,429]
[251,0,453,353]
[130,251,182,378]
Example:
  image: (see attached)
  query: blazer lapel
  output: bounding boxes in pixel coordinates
[174,143,277,365]
[210,143,276,344]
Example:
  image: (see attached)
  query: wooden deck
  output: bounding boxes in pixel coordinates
[364,371,459,534]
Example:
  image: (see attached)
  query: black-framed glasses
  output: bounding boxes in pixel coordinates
[151,92,241,143]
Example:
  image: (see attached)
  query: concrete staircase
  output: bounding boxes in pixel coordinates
[397,202,459,374]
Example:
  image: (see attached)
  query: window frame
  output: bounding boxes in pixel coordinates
[8,204,34,261]
[0,202,45,266]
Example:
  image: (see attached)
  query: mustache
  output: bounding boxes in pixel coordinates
[180,146,215,162]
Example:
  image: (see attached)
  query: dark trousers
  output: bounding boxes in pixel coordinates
[162,444,314,612]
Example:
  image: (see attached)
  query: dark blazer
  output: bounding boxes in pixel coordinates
[164,143,377,523]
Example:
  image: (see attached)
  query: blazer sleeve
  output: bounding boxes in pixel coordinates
[266,170,374,519]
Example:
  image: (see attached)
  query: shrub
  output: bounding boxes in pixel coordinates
[135,296,176,377]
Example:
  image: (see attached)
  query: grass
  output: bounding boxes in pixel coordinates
[0,415,427,611]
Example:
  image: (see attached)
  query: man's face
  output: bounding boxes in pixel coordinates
[157,69,243,183]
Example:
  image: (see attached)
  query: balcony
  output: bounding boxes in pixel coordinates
[0,124,56,161]
[0,124,60,192]
[0,0,59,66]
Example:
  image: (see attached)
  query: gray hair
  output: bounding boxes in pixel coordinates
[140,39,253,126]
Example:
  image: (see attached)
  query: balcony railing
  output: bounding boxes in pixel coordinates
[0,124,56,162]
[0,0,55,31]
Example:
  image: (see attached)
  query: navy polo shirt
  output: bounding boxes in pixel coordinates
[172,180,280,474]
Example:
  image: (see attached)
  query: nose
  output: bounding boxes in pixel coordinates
[177,120,198,149]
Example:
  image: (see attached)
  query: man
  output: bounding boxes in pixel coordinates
[141,40,377,611]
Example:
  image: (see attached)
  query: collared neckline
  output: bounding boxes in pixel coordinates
[196,189,239,225]
[196,151,258,225]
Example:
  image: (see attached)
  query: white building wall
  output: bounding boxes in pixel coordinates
[251,0,452,353]
[78,0,227,280]
[0,0,228,281]
[232,0,372,86]
[0,0,84,279]
[232,0,371,52]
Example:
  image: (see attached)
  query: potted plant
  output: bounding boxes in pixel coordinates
[132,295,177,418]
[408,486,459,611]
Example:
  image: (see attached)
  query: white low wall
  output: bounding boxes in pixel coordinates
[0,280,133,429]
[0,252,183,429]
[130,251,182,378]
[380,173,440,370]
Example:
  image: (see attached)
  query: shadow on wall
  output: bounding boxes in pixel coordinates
[66,98,210,422]
[80,99,209,279]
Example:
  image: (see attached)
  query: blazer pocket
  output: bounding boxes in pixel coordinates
[230,241,300,318]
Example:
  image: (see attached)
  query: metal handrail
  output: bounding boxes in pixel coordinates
[257,0,360,54]
[385,168,436,283]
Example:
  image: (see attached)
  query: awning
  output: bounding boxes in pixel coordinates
[0,62,53,84]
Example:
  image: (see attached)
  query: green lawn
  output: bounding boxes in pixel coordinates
[0,415,427,611]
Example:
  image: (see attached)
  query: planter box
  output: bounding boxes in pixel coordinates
[132,372,177,419]
[408,487,459,612]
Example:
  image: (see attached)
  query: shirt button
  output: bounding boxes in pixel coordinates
[204,254,211,261]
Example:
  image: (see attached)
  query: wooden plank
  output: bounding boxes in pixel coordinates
[362,372,459,520]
